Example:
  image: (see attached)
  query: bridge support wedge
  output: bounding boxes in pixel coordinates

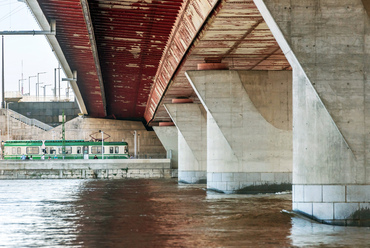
[164,103,207,184]
[153,126,178,170]
[186,70,293,193]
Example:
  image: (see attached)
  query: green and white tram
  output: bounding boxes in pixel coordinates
[3,140,129,160]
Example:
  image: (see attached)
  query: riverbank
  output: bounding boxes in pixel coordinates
[0,159,176,179]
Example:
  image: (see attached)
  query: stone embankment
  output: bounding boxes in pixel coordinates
[0,159,175,179]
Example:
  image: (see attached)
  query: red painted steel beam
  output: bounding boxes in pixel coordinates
[144,0,220,123]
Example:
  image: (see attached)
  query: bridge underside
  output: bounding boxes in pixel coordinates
[29,0,290,122]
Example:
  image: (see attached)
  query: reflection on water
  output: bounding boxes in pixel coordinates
[290,216,370,247]
[0,179,369,247]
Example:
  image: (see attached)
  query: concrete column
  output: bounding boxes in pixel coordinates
[153,126,178,169]
[254,0,370,225]
[164,103,207,184]
[186,70,292,193]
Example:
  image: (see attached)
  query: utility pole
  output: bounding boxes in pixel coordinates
[28,75,36,96]
[54,68,57,98]
[1,36,4,109]
[62,110,65,156]
[58,64,61,99]
[18,79,26,95]
[37,72,46,97]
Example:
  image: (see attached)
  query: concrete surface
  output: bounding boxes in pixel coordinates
[165,103,207,184]
[0,159,172,179]
[186,70,292,193]
[153,126,178,169]
[255,0,370,225]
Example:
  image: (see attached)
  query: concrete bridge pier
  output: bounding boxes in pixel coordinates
[164,103,207,184]
[186,70,292,193]
[153,125,178,170]
[254,0,370,225]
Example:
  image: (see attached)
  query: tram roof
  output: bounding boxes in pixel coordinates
[4,140,128,146]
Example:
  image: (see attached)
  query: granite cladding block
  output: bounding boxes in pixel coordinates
[334,203,360,220]
[294,184,370,224]
[347,185,370,202]
[179,170,206,184]
[323,185,346,202]
[294,185,370,204]
[313,203,334,220]
[303,185,322,202]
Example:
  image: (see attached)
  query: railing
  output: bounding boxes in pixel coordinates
[1,109,53,131]
[131,154,167,159]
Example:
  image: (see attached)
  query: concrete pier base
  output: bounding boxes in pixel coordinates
[208,172,291,194]
[293,184,370,226]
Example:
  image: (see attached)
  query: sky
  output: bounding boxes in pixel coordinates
[0,0,70,97]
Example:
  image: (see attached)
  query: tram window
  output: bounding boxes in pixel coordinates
[58,147,72,154]
[77,147,81,154]
[17,147,21,155]
[12,147,16,154]
[26,147,39,154]
[115,146,119,154]
[50,147,56,154]
[124,146,128,154]
[109,147,114,154]
[91,146,102,154]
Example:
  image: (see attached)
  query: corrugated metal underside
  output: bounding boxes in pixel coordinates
[38,0,183,119]
[38,0,106,117]
[145,0,292,123]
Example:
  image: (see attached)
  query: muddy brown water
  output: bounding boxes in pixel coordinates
[0,179,369,247]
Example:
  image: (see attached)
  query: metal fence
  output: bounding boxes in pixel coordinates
[1,109,53,131]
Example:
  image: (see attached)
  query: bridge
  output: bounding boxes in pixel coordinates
[23,0,370,226]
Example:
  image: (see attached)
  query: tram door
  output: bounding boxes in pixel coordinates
[83,146,89,159]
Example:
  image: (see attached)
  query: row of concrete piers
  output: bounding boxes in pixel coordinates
[153,0,370,226]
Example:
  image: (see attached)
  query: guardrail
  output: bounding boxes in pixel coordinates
[1,109,53,131]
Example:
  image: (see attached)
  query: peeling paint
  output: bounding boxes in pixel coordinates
[126,64,140,68]
[73,45,91,50]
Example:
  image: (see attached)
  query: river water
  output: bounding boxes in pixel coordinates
[0,179,369,247]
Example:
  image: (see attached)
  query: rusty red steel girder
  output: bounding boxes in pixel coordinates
[37,0,184,119]
[38,0,106,117]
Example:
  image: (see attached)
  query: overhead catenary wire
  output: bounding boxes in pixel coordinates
[0,5,25,24]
